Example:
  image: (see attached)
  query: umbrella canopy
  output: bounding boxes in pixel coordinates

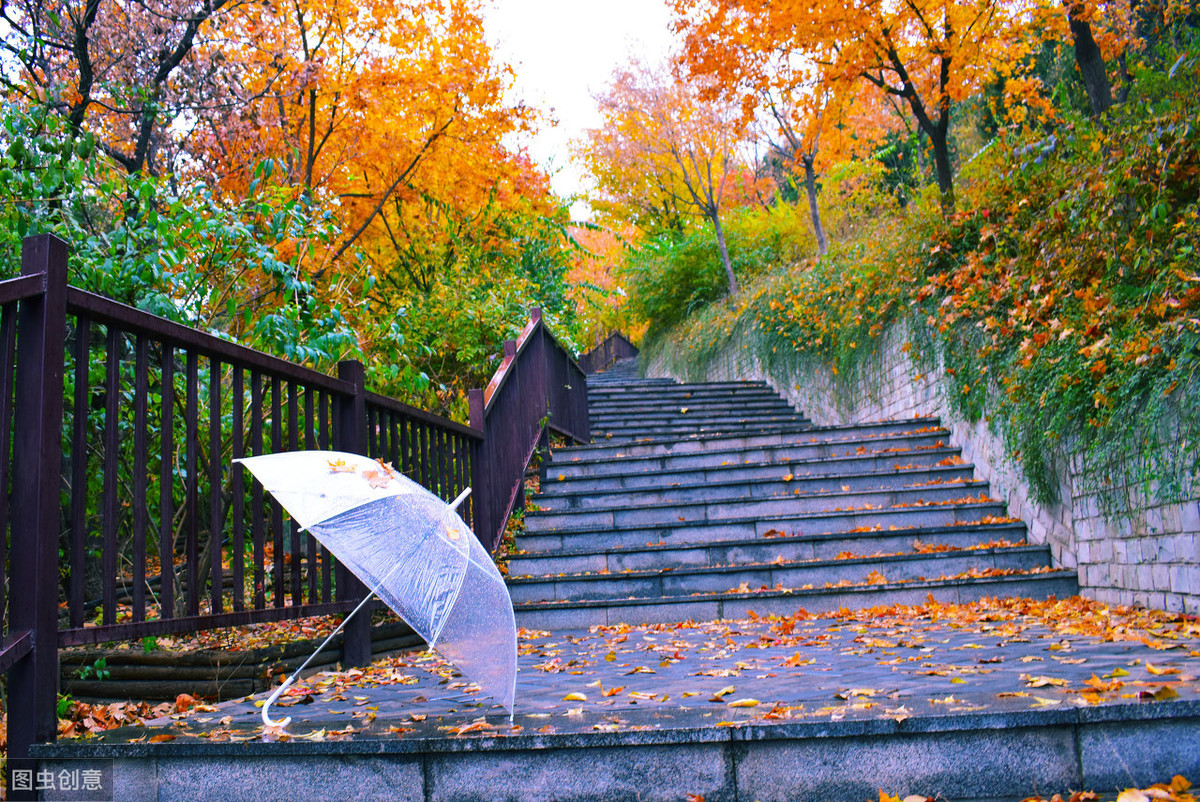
[236,450,516,714]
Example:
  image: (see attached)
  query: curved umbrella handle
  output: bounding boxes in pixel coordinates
[261,486,472,731]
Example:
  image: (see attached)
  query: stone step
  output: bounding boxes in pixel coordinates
[508,545,1051,605]
[509,521,1029,577]
[589,401,797,423]
[592,410,812,430]
[587,379,768,394]
[517,500,1012,553]
[563,418,947,462]
[34,691,1198,802]
[595,421,817,444]
[588,384,772,398]
[541,446,964,493]
[513,570,1080,629]
[590,391,792,408]
[523,481,994,533]
[534,464,977,512]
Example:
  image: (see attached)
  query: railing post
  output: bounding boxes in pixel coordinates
[468,388,490,549]
[9,235,69,764]
[333,360,371,667]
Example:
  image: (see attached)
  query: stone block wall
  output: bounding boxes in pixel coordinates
[646,324,1200,614]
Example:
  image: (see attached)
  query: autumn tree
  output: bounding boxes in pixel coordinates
[584,59,752,297]
[678,0,1051,215]
[0,0,253,175]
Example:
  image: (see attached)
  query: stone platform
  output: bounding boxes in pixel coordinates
[33,600,1200,801]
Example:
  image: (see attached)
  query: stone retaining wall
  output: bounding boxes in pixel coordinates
[646,323,1200,614]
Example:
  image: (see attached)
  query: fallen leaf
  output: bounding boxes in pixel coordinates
[709,685,736,702]
[727,698,760,708]
[1023,674,1068,688]
[562,693,587,702]
[1115,790,1150,802]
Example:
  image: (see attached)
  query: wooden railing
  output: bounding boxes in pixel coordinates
[0,235,587,764]
[578,331,639,374]
[469,309,589,551]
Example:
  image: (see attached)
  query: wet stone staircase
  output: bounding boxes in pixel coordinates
[508,360,1077,629]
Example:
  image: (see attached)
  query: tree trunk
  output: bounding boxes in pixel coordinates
[711,212,738,297]
[929,125,955,215]
[801,155,828,256]
[1066,3,1114,117]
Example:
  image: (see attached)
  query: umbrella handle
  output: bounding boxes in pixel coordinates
[261,486,472,731]
[261,587,380,729]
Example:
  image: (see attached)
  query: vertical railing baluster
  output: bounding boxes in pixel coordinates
[399,415,411,476]
[231,366,245,612]
[288,381,301,605]
[318,390,331,603]
[185,351,199,617]
[209,358,223,615]
[159,344,175,619]
[67,317,89,628]
[101,326,121,625]
[438,428,449,500]
[389,412,400,470]
[271,375,283,607]
[251,370,265,610]
[420,421,431,487]
[305,387,317,604]
[132,336,149,621]
[0,305,15,625]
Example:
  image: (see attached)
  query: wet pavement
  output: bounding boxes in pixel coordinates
[86,597,1200,744]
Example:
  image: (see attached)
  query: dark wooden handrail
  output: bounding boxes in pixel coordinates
[469,308,589,551]
[66,287,356,395]
[0,235,589,763]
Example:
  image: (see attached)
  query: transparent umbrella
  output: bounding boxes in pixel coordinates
[235,450,516,728]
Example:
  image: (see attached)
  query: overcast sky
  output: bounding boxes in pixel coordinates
[481,0,677,219]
